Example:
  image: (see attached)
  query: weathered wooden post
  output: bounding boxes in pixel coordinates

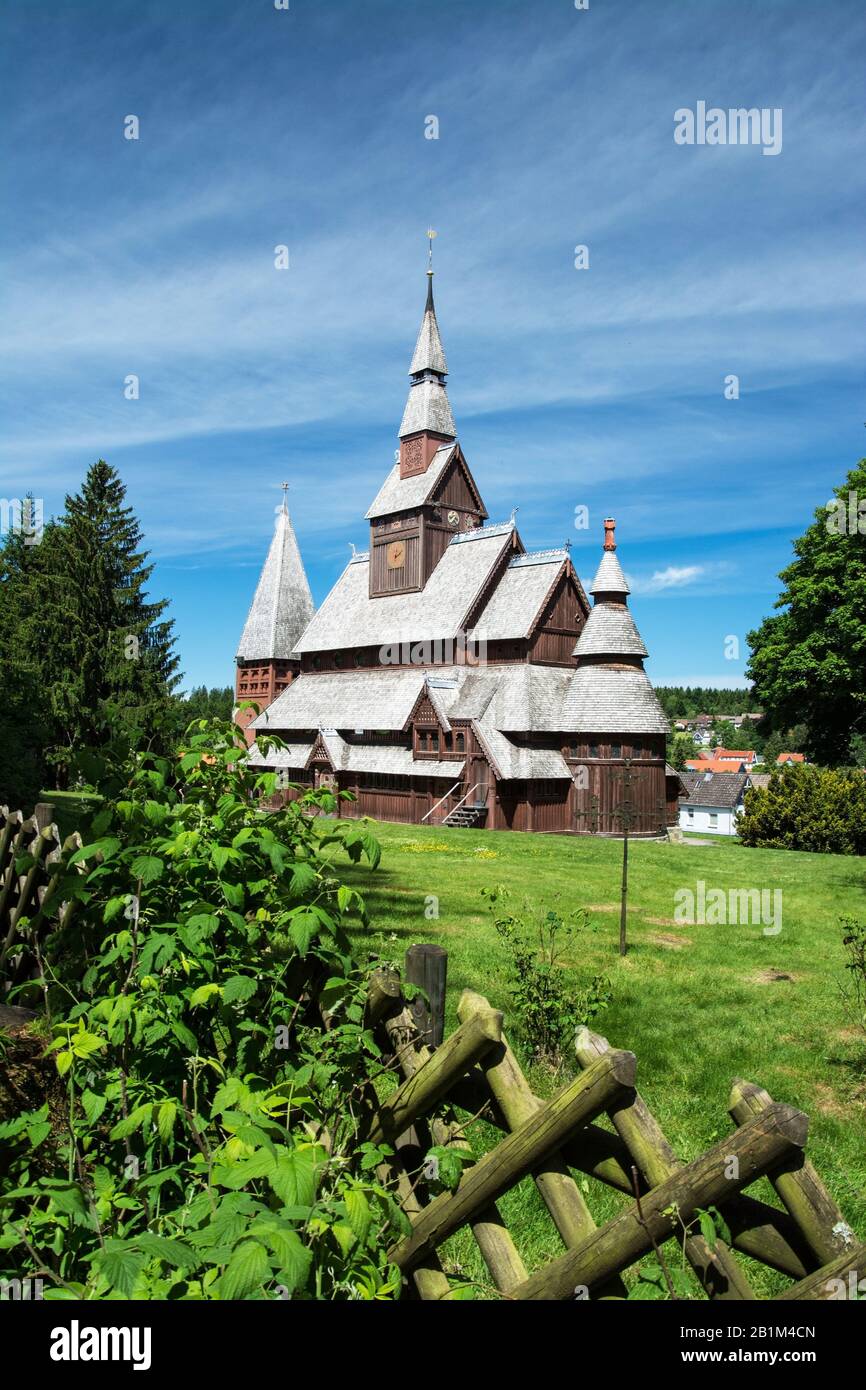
[34,802,56,833]
[405,943,448,1049]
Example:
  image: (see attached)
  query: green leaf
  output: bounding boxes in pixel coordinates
[268,1146,322,1208]
[157,1100,177,1142]
[698,1209,717,1250]
[135,1232,195,1268]
[69,838,121,866]
[109,1103,153,1139]
[189,983,222,1008]
[214,1149,276,1190]
[222,975,258,1005]
[211,845,230,873]
[219,1238,271,1300]
[26,1120,51,1147]
[94,1243,146,1297]
[344,1189,371,1247]
[331,1223,356,1257]
[288,909,319,955]
[288,863,318,898]
[81,1089,107,1124]
[131,855,163,885]
[169,1018,198,1051]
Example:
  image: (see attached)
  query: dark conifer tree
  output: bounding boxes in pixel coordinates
[49,461,180,764]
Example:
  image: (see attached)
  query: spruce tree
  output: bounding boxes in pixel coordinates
[0,504,59,806]
[49,461,180,763]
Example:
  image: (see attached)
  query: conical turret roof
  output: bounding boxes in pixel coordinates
[409,274,448,375]
[236,495,314,661]
[399,273,456,440]
[590,548,629,596]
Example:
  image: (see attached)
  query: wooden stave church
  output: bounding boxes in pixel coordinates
[234,269,678,836]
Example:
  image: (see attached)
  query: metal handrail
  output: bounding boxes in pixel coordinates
[439,781,483,823]
[421,779,463,823]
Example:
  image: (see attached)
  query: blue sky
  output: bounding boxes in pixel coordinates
[2,0,864,692]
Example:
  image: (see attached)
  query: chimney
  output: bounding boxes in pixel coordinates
[603,517,616,551]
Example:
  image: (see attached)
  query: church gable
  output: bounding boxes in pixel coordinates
[527,565,590,664]
[428,447,487,522]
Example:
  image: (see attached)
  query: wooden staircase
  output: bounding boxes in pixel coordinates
[442,803,488,829]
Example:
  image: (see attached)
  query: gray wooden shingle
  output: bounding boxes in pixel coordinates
[236,503,314,660]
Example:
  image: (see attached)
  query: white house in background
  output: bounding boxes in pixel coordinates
[679,769,748,837]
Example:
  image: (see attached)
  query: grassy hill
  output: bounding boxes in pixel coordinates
[341,819,866,1295]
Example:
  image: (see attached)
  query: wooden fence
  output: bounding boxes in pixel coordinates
[365,948,865,1301]
[0,804,87,1005]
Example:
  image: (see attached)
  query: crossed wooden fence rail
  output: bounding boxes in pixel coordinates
[0,805,90,1004]
[365,952,866,1301]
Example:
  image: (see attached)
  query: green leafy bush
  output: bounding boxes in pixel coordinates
[481,886,611,1068]
[738,764,866,855]
[0,719,409,1300]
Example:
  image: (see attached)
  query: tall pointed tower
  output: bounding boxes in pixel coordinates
[365,254,488,598]
[234,488,314,742]
[397,261,457,479]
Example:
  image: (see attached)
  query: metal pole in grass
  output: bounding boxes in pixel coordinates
[611,759,646,958]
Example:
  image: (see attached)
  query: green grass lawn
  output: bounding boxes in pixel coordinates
[339,818,866,1297]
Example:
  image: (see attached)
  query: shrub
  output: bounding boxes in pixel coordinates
[738,764,866,855]
[0,719,409,1300]
[481,886,611,1069]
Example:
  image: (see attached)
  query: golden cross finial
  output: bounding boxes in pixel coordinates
[426,228,437,272]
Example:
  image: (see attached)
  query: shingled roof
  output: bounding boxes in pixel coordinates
[590,549,630,596]
[236,498,314,661]
[562,665,669,734]
[292,524,515,652]
[409,275,448,376]
[250,667,431,734]
[474,550,571,642]
[573,604,648,659]
[563,520,668,736]
[364,442,456,519]
[682,770,748,809]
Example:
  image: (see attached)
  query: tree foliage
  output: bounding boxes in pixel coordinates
[738,764,866,855]
[0,462,184,807]
[747,458,866,765]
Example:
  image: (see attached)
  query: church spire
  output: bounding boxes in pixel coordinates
[398,234,456,476]
[236,489,314,662]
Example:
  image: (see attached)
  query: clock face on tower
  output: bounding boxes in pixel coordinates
[386,540,405,569]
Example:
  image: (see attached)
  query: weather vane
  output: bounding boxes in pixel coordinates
[427,228,437,271]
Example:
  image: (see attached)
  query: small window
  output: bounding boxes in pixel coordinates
[709,812,718,828]
[686,807,694,820]
[611,744,622,759]
[455,732,465,753]
[588,743,599,758]
[568,742,579,759]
